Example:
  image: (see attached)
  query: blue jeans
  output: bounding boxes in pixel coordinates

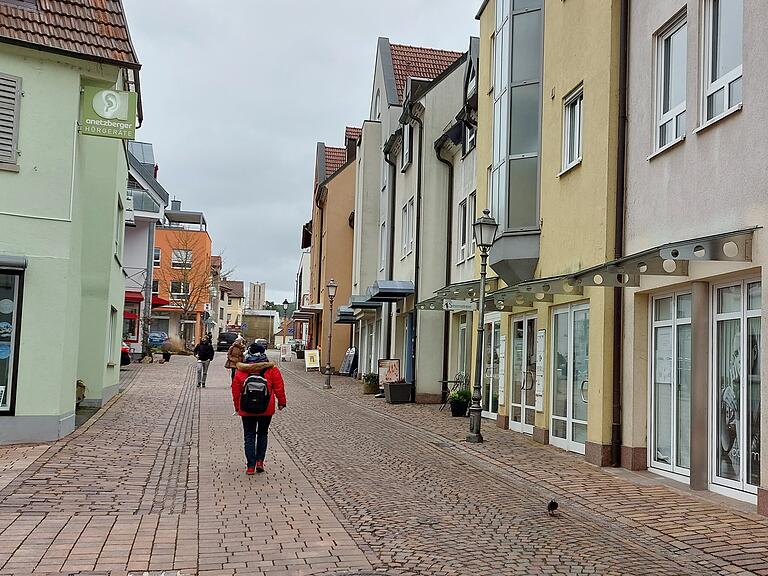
[241,415,272,467]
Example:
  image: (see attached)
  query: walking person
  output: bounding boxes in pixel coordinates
[231,342,286,475]
[193,335,215,388]
[225,336,246,380]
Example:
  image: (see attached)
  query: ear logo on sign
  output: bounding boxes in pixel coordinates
[93,90,129,120]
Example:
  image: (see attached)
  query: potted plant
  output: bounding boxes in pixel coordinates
[362,373,379,394]
[383,380,412,404]
[447,388,471,417]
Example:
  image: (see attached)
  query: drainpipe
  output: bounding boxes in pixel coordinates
[384,150,397,359]
[436,142,455,401]
[611,0,629,468]
[409,108,425,393]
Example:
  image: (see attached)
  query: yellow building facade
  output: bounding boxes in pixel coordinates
[473,0,622,465]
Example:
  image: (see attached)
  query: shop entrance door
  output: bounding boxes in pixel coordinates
[509,314,536,434]
[481,314,501,419]
[550,304,589,454]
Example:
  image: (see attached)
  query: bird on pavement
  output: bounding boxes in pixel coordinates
[547,499,559,516]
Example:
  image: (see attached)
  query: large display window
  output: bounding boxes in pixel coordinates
[0,271,23,414]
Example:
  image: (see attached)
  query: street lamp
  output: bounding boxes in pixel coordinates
[324,279,338,390]
[467,209,498,444]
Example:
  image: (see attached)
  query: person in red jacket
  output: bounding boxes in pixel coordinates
[231,342,287,475]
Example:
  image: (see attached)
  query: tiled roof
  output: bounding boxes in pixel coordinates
[390,43,463,102]
[0,0,140,68]
[345,127,361,142]
[221,280,244,299]
[325,146,347,178]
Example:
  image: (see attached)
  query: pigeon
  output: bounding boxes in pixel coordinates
[547,499,559,516]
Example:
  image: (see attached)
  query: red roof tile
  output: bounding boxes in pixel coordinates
[325,146,347,179]
[0,0,140,68]
[345,127,361,142]
[390,43,463,103]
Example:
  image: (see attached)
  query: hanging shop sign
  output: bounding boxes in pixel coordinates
[79,85,138,140]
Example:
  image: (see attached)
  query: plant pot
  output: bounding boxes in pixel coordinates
[362,381,379,394]
[449,401,468,417]
[383,381,412,404]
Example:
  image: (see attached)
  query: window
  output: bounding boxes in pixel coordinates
[466,65,477,96]
[107,306,117,365]
[123,302,140,343]
[0,270,23,414]
[407,197,415,254]
[170,281,189,297]
[115,198,124,257]
[562,87,584,170]
[401,122,412,171]
[379,222,386,271]
[464,122,477,154]
[374,89,381,120]
[0,73,21,168]
[401,203,409,258]
[650,293,691,475]
[219,307,224,320]
[458,199,468,261]
[228,297,233,305]
[171,249,192,269]
[153,247,161,267]
[468,191,477,256]
[151,280,159,295]
[381,158,388,191]
[656,17,687,148]
[703,0,743,122]
[227,313,232,323]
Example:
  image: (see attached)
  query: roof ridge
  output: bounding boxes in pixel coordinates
[389,41,463,55]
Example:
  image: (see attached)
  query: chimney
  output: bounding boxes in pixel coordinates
[171,200,181,211]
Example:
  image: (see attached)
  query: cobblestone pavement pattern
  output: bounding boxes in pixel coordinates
[0,355,765,575]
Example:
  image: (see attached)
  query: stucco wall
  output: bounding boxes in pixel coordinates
[352,120,382,296]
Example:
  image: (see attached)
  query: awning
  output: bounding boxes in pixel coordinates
[125,290,144,303]
[485,227,758,311]
[368,280,415,302]
[123,311,138,320]
[293,304,323,322]
[335,306,357,324]
[416,279,495,311]
[152,295,170,308]
[348,294,382,309]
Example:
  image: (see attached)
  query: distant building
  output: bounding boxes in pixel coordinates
[221,279,245,330]
[248,282,266,310]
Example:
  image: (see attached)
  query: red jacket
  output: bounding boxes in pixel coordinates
[231,361,287,417]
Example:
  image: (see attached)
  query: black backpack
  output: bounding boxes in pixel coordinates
[240,372,271,414]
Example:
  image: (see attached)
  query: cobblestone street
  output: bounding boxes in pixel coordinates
[0,355,767,575]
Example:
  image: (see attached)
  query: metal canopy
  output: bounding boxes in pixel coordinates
[434,277,499,300]
[369,280,416,302]
[483,227,757,311]
[335,306,357,324]
[348,293,382,309]
[415,296,444,311]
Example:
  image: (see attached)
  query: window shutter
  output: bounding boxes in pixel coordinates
[0,73,21,165]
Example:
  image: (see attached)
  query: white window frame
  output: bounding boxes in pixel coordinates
[407,197,415,254]
[468,191,477,257]
[171,249,192,269]
[464,123,477,155]
[381,158,388,192]
[701,0,743,124]
[457,199,468,263]
[379,222,386,272]
[648,291,692,478]
[115,198,124,257]
[655,15,687,150]
[170,281,190,297]
[562,86,584,172]
[400,203,408,259]
[107,306,117,365]
[153,247,161,267]
[374,89,381,120]
[401,122,412,172]
[151,280,159,295]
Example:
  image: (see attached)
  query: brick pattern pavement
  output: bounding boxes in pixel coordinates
[277,360,768,576]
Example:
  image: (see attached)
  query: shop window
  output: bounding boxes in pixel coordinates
[123,303,140,343]
[0,271,22,414]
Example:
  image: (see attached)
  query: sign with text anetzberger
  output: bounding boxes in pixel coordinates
[79,85,137,140]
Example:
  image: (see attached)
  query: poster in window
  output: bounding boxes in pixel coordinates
[535,329,545,411]
[497,335,506,405]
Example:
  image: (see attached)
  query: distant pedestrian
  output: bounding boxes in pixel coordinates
[231,342,286,475]
[193,335,215,388]
[225,336,246,380]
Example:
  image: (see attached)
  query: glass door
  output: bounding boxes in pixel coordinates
[482,315,501,419]
[457,315,468,379]
[650,293,691,476]
[510,314,536,434]
[550,304,589,454]
[712,280,761,493]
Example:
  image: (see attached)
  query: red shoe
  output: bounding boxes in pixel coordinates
[255,461,264,473]
[246,467,255,475]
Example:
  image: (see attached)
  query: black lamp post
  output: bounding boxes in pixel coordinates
[324,279,338,390]
[467,209,498,444]
[282,299,289,316]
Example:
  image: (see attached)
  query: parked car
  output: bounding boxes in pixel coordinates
[120,342,131,366]
[217,331,239,351]
[148,331,168,349]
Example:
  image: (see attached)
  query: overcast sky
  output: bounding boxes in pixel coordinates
[123,1,479,304]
